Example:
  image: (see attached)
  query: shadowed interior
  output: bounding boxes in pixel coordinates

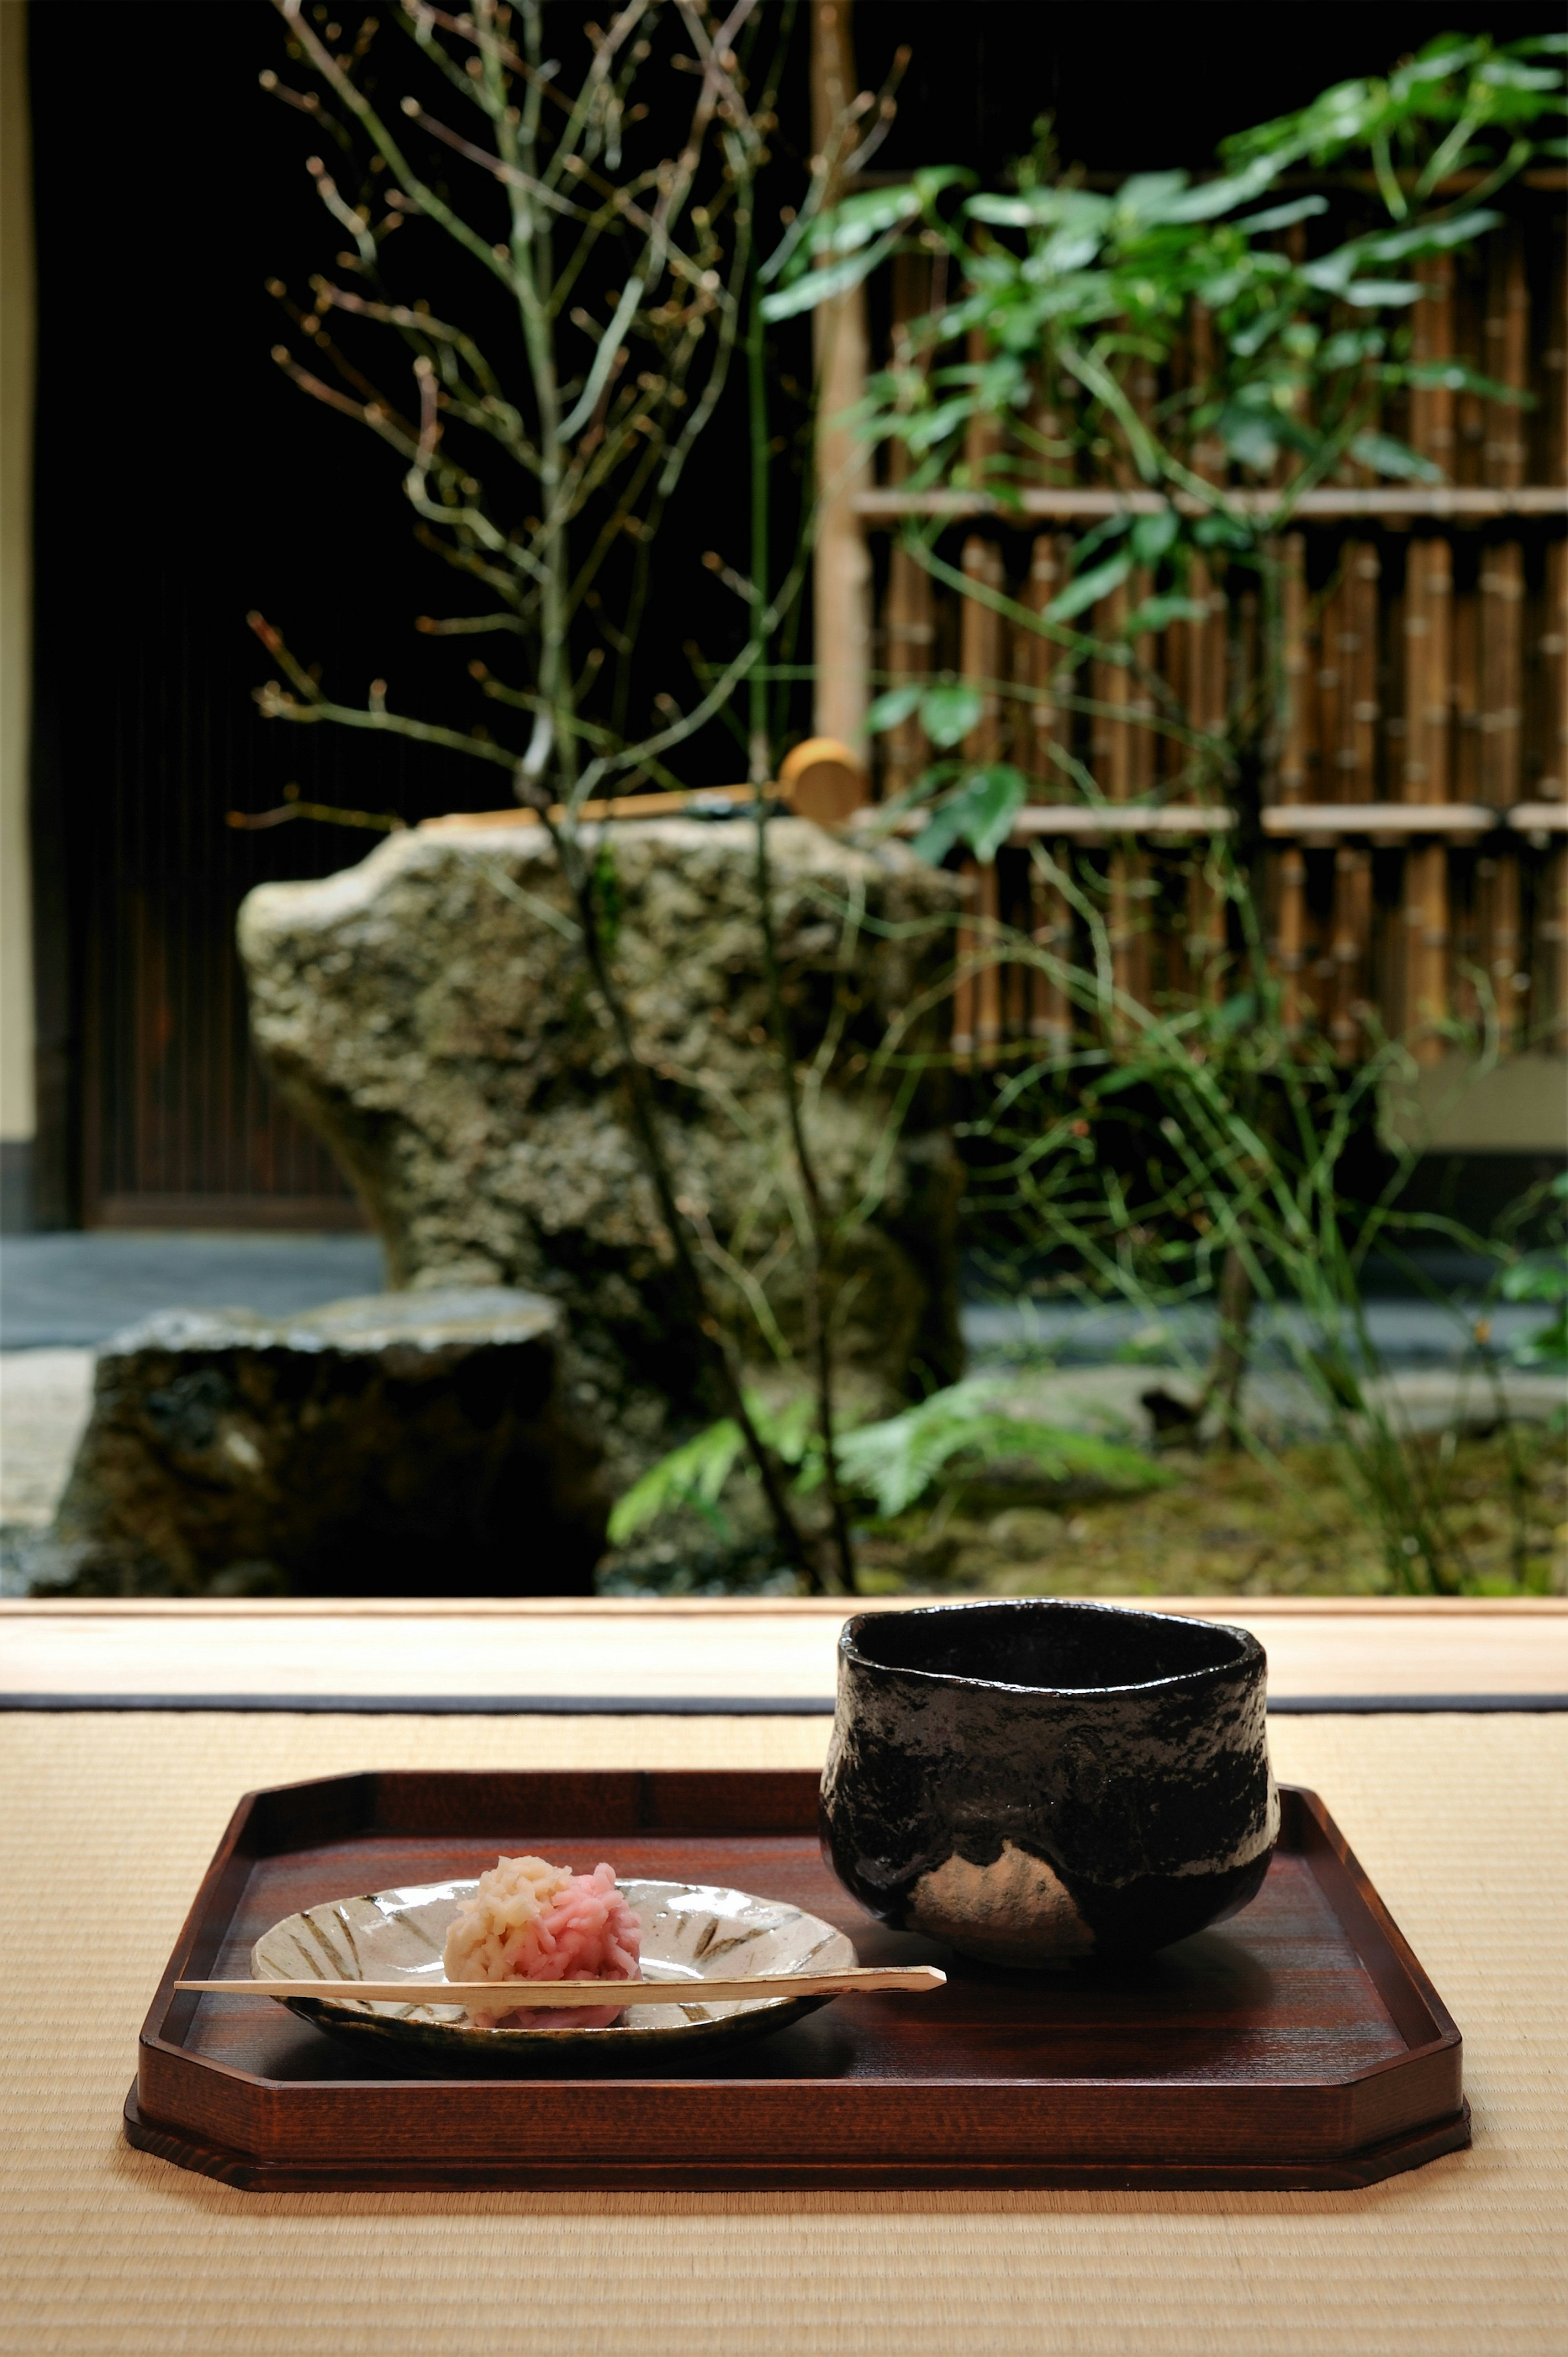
[847,1603,1252,1692]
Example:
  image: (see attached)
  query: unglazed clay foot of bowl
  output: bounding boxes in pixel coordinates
[819,1599,1278,1967]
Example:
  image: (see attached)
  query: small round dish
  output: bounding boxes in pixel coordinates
[252,1877,855,2063]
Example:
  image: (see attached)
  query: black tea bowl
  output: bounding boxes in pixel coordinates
[820,1599,1278,1966]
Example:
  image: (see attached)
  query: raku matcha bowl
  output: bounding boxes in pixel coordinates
[820,1598,1278,1967]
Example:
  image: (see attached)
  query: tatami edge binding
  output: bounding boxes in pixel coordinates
[2,1692,1566,1715]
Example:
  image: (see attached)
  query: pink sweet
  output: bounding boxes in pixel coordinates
[443,1857,643,2028]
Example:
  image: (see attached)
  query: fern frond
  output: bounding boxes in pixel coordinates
[834,1380,1169,1518]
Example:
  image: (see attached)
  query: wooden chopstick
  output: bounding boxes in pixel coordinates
[176,1965,945,2007]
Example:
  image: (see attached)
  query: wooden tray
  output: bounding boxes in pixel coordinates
[125,1770,1467,2192]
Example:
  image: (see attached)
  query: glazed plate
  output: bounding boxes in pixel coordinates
[252,1878,856,2061]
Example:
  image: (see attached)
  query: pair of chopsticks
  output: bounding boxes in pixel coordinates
[176,1965,945,2007]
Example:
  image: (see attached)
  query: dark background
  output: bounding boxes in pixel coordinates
[25,2,1559,1225]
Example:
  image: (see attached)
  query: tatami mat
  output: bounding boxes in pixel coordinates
[2,1711,1564,2357]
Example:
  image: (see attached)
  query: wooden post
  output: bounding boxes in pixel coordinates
[882,545,933,796]
[1477,223,1531,1047]
[810,1,871,754]
[881,250,934,799]
[1480,545,1525,809]
[1276,848,1308,1036]
[1091,572,1143,1028]
[1330,848,1373,1063]
[1480,539,1525,1043]
[1453,555,1482,804]
[1023,535,1071,1054]
[964,325,1004,488]
[1402,538,1453,1057]
[1030,857,1074,1056]
[951,872,977,1072]
[1278,535,1309,806]
[1484,225,1529,491]
[1544,537,1568,809]
[960,537,1004,1064]
[1543,214,1567,491]
[1348,544,1381,798]
[1410,252,1456,481]
[1317,564,1348,800]
[1274,535,1309,1032]
[1535,535,1568,1047]
[1536,535,1568,1048]
[1544,844,1568,1056]
[1320,546,1378,1057]
[1486,853,1526,1049]
[960,536,1004,763]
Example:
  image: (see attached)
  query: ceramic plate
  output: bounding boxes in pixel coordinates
[252,1877,857,2061]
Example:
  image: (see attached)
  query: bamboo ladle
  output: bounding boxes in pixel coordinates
[177,1966,945,2007]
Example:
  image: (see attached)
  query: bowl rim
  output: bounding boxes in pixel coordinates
[838,1595,1264,1699]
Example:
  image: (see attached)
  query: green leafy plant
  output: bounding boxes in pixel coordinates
[778,32,1565,1595]
[774,31,1562,522]
[606,1375,1168,1553]
[607,1392,818,1547]
[1502,1177,1568,1369]
[833,1380,1172,1520]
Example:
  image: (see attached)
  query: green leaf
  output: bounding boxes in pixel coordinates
[1122,594,1208,635]
[903,396,976,455]
[919,682,984,749]
[866,684,924,735]
[1064,512,1133,573]
[1045,550,1134,623]
[1348,430,1443,482]
[913,166,976,207]
[1320,329,1388,370]
[1339,280,1424,309]
[1238,195,1330,234]
[1361,209,1504,262]
[834,1379,1170,1519]
[1399,40,1483,82]
[912,764,1029,865]
[1475,58,1561,91]
[968,187,1111,232]
[809,186,924,258]
[1193,512,1256,550]
[1120,157,1283,226]
[606,1418,745,1545]
[1512,1312,1568,1369]
[1130,506,1180,566]
[605,1390,827,1545]
[1404,359,1532,404]
[1217,406,1279,470]
[761,227,904,323]
[1500,1251,1568,1305]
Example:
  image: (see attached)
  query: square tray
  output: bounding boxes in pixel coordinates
[126,1770,1467,2192]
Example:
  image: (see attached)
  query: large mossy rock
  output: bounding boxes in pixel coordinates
[44,1289,607,1597]
[238,818,963,1478]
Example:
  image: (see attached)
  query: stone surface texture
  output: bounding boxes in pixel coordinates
[42,1289,606,1597]
[238,819,964,1478]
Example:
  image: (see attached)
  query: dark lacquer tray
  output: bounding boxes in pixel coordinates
[125,1770,1467,2192]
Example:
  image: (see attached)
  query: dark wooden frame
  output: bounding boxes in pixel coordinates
[125,1769,1467,2192]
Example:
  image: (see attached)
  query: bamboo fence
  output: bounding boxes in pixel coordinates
[837,195,1568,1071]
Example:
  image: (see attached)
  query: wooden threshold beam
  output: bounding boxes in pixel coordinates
[854,486,1568,523]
